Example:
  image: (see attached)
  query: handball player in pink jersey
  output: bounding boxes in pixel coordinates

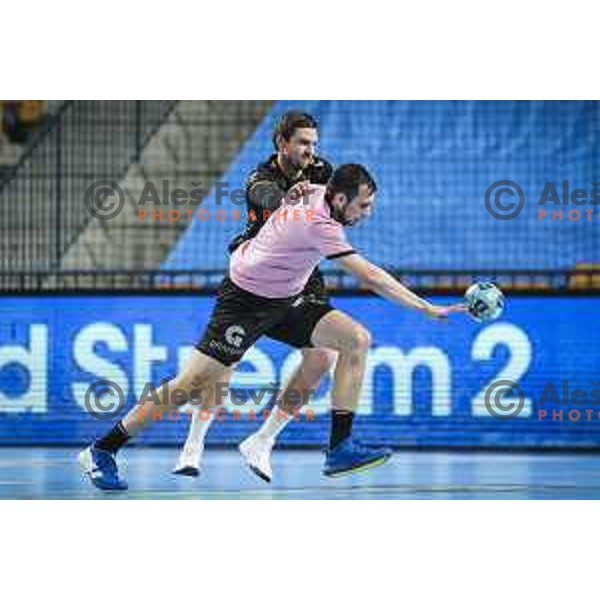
[174,110,337,481]
[79,164,465,490]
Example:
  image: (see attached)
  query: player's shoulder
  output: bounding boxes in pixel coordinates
[246,155,280,188]
[311,155,333,171]
[306,155,333,183]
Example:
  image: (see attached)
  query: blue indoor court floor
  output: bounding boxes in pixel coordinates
[1,447,600,499]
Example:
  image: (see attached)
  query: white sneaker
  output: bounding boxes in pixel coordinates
[239,434,274,483]
[172,444,204,477]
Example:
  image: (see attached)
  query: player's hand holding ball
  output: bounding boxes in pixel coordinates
[422,281,505,321]
[464,282,505,322]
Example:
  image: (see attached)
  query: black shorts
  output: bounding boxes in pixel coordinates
[266,268,333,347]
[196,273,334,366]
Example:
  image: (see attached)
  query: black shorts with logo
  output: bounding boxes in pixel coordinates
[196,273,335,366]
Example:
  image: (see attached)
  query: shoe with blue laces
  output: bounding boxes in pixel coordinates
[323,436,392,477]
[78,445,128,491]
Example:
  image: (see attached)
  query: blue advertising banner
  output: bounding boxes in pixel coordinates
[0,295,598,447]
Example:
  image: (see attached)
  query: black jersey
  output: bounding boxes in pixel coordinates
[228,153,333,252]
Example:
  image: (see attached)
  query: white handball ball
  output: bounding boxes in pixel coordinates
[465,282,505,322]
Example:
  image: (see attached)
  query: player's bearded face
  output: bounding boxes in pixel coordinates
[334,188,375,226]
[282,128,317,170]
[331,200,351,225]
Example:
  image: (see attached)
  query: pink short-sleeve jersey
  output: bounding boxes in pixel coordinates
[230,184,355,298]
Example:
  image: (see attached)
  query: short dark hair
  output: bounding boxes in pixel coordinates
[272,111,318,149]
[326,164,377,203]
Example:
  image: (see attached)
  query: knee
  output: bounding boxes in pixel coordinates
[346,326,372,353]
[303,348,337,376]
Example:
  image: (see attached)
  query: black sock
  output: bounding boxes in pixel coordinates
[94,421,130,454]
[330,409,354,449]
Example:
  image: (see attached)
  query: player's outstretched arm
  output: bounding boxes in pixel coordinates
[335,253,466,319]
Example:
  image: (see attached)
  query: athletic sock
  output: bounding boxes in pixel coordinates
[257,407,290,441]
[94,421,130,454]
[183,408,214,451]
[329,409,354,449]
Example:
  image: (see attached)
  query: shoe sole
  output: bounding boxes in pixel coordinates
[172,466,200,477]
[323,454,391,478]
[239,441,272,483]
[248,464,271,483]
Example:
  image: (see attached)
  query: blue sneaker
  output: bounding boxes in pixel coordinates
[323,437,392,477]
[78,445,128,491]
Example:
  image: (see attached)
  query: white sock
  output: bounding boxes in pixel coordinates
[256,408,291,441]
[182,408,214,452]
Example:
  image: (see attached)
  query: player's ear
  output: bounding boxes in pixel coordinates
[275,134,285,153]
[332,192,347,210]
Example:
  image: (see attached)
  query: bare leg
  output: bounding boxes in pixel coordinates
[238,346,336,482]
[259,347,336,436]
[173,368,232,475]
[122,350,231,436]
[180,347,336,478]
[310,310,391,475]
[81,350,232,489]
[310,310,371,412]
[279,347,337,410]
